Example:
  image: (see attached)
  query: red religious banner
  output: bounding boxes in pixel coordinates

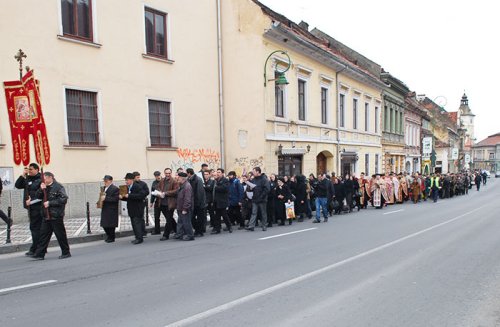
[3,70,51,166]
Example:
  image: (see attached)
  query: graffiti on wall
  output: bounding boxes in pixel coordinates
[232,156,265,177]
[171,148,221,171]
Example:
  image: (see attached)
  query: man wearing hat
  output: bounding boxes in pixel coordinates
[120,173,149,244]
[99,175,120,243]
[174,172,195,241]
[150,171,163,235]
[32,172,71,260]
[133,171,150,236]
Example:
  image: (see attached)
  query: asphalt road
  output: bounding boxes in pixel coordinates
[1,179,499,327]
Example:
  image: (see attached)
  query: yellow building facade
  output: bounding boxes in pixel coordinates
[1,0,386,186]
[222,0,385,178]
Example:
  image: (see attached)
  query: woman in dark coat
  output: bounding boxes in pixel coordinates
[100,175,120,242]
[275,178,293,225]
[352,176,361,211]
[294,175,307,221]
[333,178,346,215]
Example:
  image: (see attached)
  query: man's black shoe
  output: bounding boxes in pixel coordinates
[25,251,35,257]
[131,239,143,244]
[32,256,44,260]
[245,227,254,231]
[211,230,220,235]
[262,227,267,231]
[151,231,161,235]
[182,236,195,241]
[58,254,72,259]
[160,236,169,241]
[105,239,115,243]
[228,229,233,233]
[312,219,321,223]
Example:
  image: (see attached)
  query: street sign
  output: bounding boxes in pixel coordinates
[452,148,459,160]
[465,153,471,163]
[422,137,432,154]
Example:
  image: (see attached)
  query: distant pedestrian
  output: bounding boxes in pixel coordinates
[99,175,119,243]
[133,172,150,236]
[32,172,71,260]
[475,173,482,191]
[186,168,206,237]
[212,168,232,234]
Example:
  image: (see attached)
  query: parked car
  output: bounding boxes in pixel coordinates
[495,171,500,178]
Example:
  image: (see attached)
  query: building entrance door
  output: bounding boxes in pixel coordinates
[278,155,302,177]
[316,153,327,176]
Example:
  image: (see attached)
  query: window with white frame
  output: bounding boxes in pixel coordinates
[365,153,369,175]
[148,99,172,147]
[321,87,328,124]
[298,79,306,121]
[375,106,379,133]
[364,102,370,132]
[61,0,93,41]
[65,88,99,146]
[353,98,358,129]
[145,7,168,58]
[275,72,285,118]
[339,93,345,128]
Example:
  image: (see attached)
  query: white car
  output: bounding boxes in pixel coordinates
[483,170,491,178]
[495,171,500,178]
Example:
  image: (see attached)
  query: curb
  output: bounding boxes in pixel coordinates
[0,227,155,255]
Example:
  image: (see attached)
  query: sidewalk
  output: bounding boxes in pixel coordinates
[0,214,156,254]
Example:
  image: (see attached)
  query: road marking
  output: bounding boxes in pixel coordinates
[383,209,404,215]
[164,204,488,327]
[0,280,57,294]
[258,228,317,240]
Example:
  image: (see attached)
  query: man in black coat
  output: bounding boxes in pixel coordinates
[99,175,119,243]
[15,163,43,256]
[32,172,71,260]
[121,173,149,244]
[186,168,206,237]
[203,170,215,230]
[150,171,162,235]
[133,172,150,236]
[246,167,270,231]
[211,168,232,234]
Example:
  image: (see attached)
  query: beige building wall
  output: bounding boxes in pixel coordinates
[221,0,383,178]
[0,0,221,183]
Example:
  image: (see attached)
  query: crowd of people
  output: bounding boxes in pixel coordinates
[0,162,490,260]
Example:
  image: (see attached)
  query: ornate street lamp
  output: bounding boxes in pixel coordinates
[264,50,291,90]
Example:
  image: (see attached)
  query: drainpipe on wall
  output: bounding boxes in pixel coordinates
[216,0,225,168]
[335,65,347,176]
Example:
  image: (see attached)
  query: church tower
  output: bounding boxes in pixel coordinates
[458,92,475,149]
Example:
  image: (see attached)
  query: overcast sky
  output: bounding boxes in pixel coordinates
[259,0,499,142]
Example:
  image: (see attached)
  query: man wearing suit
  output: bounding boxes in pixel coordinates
[99,175,119,243]
[120,173,149,244]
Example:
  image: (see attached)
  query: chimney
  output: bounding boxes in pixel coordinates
[298,20,309,31]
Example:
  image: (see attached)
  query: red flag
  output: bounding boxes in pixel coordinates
[3,79,32,165]
[22,71,51,165]
[3,70,51,166]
